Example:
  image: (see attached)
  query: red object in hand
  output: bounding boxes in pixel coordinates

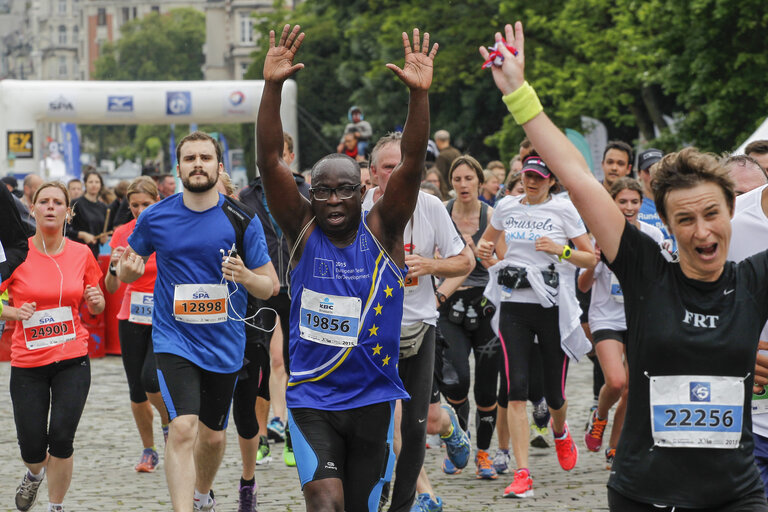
[482,38,518,69]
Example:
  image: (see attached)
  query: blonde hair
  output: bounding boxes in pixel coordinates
[126,176,159,200]
[218,172,236,196]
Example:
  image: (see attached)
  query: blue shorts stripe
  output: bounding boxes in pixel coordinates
[156,368,178,421]
[367,400,396,512]
[288,408,319,487]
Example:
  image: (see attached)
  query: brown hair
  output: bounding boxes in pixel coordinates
[176,131,222,165]
[745,140,768,156]
[424,168,450,199]
[448,155,485,184]
[504,171,522,191]
[283,132,294,154]
[609,177,644,200]
[126,176,159,200]
[651,147,735,223]
[32,181,70,206]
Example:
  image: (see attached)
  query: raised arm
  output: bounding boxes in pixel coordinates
[257,24,313,244]
[368,29,438,247]
[480,22,625,262]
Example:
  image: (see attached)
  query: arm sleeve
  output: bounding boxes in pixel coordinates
[0,186,29,282]
[244,218,271,270]
[127,212,154,257]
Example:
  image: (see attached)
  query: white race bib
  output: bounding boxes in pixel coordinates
[403,275,419,296]
[609,273,624,303]
[173,284,228,324]
[650,375,744,449]
[22,306,76,350]
[129,291,154,325]
[299,288,361,347]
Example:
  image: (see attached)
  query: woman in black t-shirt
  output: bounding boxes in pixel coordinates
[69,170,110,257]
[482,21,768,511]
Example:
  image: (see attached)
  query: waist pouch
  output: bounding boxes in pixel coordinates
[497,265,559,289]
[400,322,430,360]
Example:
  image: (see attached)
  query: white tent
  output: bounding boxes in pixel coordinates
[735,117,768,154]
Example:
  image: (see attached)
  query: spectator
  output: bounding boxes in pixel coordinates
[510,154,523,174]
[434,129,461,182]
[424,167,450,199]
[722,154,767,195]
[600,141,633,192]
[339,132,362,161]
[746,140,768,173]
[338,106,373,157]
[21,174,43,209]
[480,169,500,206]
[67,179,83,202]
[487,160,507,183]
[157,174,177,199]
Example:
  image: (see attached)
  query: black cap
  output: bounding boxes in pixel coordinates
[637,148,663,171]
[521,156,551,178]
[1,175,18,189]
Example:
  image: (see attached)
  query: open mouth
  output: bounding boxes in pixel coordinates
[695,243,717,258]
[327,212,345,225]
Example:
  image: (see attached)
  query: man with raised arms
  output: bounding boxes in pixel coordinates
[256,24,437,512]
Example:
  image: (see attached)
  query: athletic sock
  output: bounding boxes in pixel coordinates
[194,489,211,508]
[476,408,497,450]
[28,468,45,481]
[240,477,255,488]
[517,467,529,477]
[451,400,470,432]
[48,503,63,512]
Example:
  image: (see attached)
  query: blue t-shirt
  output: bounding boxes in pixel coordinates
[128,194,270,373]
[638,196,676,252]
[287,216,409,410]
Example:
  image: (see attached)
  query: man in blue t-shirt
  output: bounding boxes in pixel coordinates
[637,148,676,253]
[256,24,438,512]
[118,131,277,512]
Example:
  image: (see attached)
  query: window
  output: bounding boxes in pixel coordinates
[122,7,129,23]
[73,25,78,43]
[151,5,159,13]
[58,56,67,77]
[239,12,253,44]
[97,8,106,26]
[240,62,249,79]
[133,7,137,18]
[58,0,66,15]
[58,25,67,44]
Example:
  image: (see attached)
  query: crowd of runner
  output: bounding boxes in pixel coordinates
[1,19,768,512]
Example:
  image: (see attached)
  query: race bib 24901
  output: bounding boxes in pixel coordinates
[650,375,743,449]
[299,288,361,347]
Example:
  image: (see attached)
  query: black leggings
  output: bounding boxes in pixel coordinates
[498,302,569,410]
[497,340,546,408]
[607,486,768,511]
[390,325,435,512]
[11,356,91,462]
[232,341,271,440]
[118,319,159,403]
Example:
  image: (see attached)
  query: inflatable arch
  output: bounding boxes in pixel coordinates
[0,79,298,176]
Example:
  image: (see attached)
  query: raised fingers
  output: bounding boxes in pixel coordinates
[401,31,412,55]
[412,28,420,53]
[420,31,429,54]
[278,24,291,47]
[428,42,439,60]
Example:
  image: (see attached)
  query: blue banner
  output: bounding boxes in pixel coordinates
[60,123,80,178]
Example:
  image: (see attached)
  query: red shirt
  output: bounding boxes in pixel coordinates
[110,218,157,321]
[1,238,102,367]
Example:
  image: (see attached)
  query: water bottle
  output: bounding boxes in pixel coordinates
[464,305,479,331]
[449,298,465,324]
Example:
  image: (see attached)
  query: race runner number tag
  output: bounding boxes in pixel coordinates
[404,275,419,296]
[299,288,361,347]
[129,291,154,325]
[23,306,76,350]
[609,273,624,303]
[173,284,227,324]
[650,375,743,449]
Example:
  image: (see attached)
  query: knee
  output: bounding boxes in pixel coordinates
[169,416,198,445]
[199,429,227,451]
[47,432,75,459]
[304,481,344,512]
[604,373,626,396]
[442,379,469,403]
[508,400,527,414]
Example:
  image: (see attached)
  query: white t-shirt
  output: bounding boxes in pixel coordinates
[588,221,664,333]
[728,185,768,436]
[362,189,465,326]
[491,194,586,303]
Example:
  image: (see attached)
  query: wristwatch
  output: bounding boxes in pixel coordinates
[109,264,117,276]
[435,291,448,305]
[559,245,572,261]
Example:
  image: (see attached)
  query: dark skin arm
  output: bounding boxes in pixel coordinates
[366,29,438,267]
[256,25,312,250]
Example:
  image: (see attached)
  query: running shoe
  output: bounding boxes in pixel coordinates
[49,506,64,512]
[475,449,498,480]
[503,469,533,499]
[15,469,44,511]
[493,448,510,474]
[584,409,608,452]
[441,456,461,475]
[552,420,578,471]
[162,423,169,444]
[255,435,271,465]
[440,405,470,470]
[283,443,296,467]
[194,490,216,511]
[605,448,616,470]
[237,481,257,512]
[267,417,285,442]
[532,398,550,428]
[530,423,551,449]
[410,493,443,511]
[135,447,159,473]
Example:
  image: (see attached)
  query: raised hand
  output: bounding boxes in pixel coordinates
[479,22,525,96]
[263,24,305,83]
[386,28,439,91]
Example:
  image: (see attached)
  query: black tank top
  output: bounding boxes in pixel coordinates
[447,199,488,287]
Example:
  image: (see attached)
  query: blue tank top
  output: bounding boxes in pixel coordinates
[287,216,410,410]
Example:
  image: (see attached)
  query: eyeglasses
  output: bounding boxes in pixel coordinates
[310,184,361,200]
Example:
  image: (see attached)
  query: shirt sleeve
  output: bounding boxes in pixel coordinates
[244,217,271,270]
[429,196,465,259]
[127,211,153,257]
[562,200,588,240]
[738,251,768,325]
[83,251,104,288]
[490,197,511,231]
[607,220,667,297]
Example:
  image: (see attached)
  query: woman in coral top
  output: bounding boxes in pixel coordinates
[104,176,169,473]
[0,181,104,512]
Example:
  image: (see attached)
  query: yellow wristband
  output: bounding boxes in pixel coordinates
[502,81,543,125]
